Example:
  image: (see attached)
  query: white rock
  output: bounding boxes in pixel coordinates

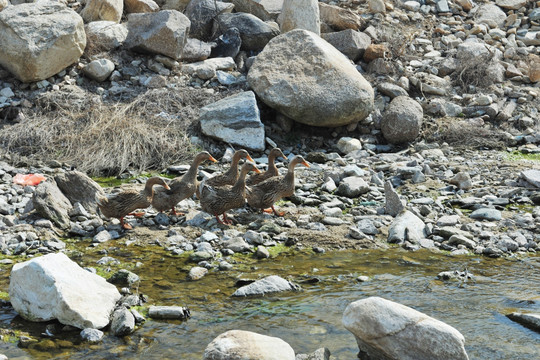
[343,297,469,360]
[0,0,8,12]
[203,330,295,360]
[0,3,86,82]
[181,57,235,79]
[83,59,115,82]
[199,91,265,151]
[9,253,121,329]
[248,29,373,127]
[278,0,319,36]
[232,275,300,296]
[337,137,362,155]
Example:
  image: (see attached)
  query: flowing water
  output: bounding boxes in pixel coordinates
[0,244,539,360]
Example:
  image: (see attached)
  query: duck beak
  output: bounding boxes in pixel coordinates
[164,183,171,190]
[209,155,218,163]
[302,160,310,168]
[254,166,262,174]
[246,154,255,162]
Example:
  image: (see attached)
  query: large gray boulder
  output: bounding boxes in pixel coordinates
[214,12,280,51]
[230,0,283,21]
[232,275,300,296]
[343,297,469,360]
[199,91,265,151]
[9,253,121,329]
[248,29,374,127]
[80,0,123,23]
[278,0,320,36]
[85,21,128,51]
[0,2,86,82]
[203,330,295,360]
[32,181,72,229]
[381,96,423,144]
[55,171,105,214]
[185,0,234,40]
[125,10,191,59]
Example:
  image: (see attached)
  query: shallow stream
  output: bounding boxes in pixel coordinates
[1,244,539,359]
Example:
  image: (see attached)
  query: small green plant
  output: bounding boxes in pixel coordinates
[505,151,540,162]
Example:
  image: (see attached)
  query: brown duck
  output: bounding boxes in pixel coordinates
[246,155,310,216]
[202,149,255,188]
[98,176,170,230]
[199,161,261,225]
[152,151,217,215]
[246,147,287,186]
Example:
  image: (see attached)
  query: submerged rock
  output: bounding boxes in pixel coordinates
[9,253,121,329]
[232,275,301,296]
[506,312,540,332]
[147,305,190,319]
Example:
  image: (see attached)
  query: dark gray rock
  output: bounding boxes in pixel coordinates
[214,12,280,51]
[107,269,140,287]
[210,27,241,58]
[110,307,135,336]
[55,171,105,215]
[506,312,540,332]
[148,305,190,319]
[185,0,233,40]
[384,181,404,217]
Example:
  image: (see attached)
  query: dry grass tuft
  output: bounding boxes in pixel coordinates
[423,119,511,149]
[0,88,203,176]
[453,51,499,90]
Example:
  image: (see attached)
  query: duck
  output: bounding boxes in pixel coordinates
[246,147,287,186]
[246,155,310,216]
[199,161,261,225]
[98,176,170,230]
[152,151,217,215]
[203,149,255,188]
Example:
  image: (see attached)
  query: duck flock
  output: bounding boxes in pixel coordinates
[97,149,310,229]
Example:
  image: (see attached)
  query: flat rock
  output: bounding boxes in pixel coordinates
[9,253,121,329]
[204,330,295,360]
[520,169,540,188]
[342,297,469,360]
[469,208,502,221]
[199,91,265,151]
[506,312,540,332]
[147,305,190,319]
[232,275,301,296]
[248,29,373,127]
[230,0,283,21]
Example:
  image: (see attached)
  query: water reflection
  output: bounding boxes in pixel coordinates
[0,249,539,359]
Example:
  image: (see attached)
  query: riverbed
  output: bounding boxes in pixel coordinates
[1,245,539,359]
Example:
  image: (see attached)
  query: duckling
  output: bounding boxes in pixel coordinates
[246,147,287,186]
[152,151,217,215]
[199,161,261,225]
[98,176,170,230]
[246,155,310,216]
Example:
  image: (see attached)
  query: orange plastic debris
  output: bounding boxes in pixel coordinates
[13,173,46,186]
